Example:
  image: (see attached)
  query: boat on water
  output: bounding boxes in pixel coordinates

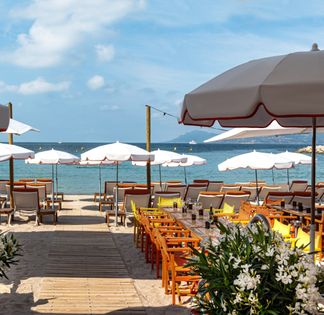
[189,140,197,145]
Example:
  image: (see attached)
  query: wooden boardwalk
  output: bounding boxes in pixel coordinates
[33,196,146,315]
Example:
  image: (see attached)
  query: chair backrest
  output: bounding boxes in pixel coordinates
[207,181,224,192]
[6,183,26,200]
[258,186,282,200]
[152,182,163,194]
[277,183,289,192]
[241,186,260,201]
[290,191,313,208]
[113,186,133,203]
[153,191,180,208]
[220,184,241,193]
[193,179,209,186]
[19,178,36,183]
[289,180,308,192]
[197,192,224,209]
[12,188,40,212]
[264,191,294,204]
[164,181,182,191]
[36,179,53,195]
[104,181,118,196]
[26,184,47,202]
[184,184,208,201]
[166,185,187,199]
[134,184,154,193]
[123,189,151,214]
[221,192,250,212]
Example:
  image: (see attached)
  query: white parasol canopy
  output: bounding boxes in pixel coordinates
[26,149,80,209]
[3,119,40,135]
[218,151,293,172]
[163,154,207,184]
[81,142,153,226]
[276,151,311,165]
[204,121,315,143]
[132,149,186,166]
[81,141,154,162]
[0,143,34,162]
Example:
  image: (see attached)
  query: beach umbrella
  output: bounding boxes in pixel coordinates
[81,141,153,226]
[0,143,35,205]
[180,43,324,252]
[162,154,207,184]
[132,149,187,186]
[3,119,40,135]
[218,151,294,204]
[276,151,312,184]
[79,160,116,201]
[26,149,80,209]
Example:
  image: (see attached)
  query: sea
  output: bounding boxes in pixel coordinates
[0,142,321,194]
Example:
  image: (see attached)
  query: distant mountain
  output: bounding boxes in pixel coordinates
[168,130,218,143]
[168,130,324,144]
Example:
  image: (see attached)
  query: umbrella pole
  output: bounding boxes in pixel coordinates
[271,169,275,184]
[51,164,54,210]
[55,164,58,200]
[99,165,102,201]
[287,169,290,186]
[159,164,162,190]
[184,167,187,185]
[115,163,119,227]
[310,118,316,256]
[255,170,260,205]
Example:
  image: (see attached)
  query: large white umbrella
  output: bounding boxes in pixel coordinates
[203,121,320,143]
[276,151,312,184]
[3,119,40,135]
[81,141,153,226]
[79,160,116,200]
[0,143,34,161]
[26,149,80,209]
[163,154,207,184]
[132,149,187,186]
[180,43,324,252]
[218,151,294,204]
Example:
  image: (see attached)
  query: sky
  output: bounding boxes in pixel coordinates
[0,0,323,143]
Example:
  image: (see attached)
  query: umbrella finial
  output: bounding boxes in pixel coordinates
[311,43,320,51]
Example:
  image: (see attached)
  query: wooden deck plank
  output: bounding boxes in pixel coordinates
[33,196,146,315]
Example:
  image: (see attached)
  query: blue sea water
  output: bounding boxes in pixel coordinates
[0,142,321,194]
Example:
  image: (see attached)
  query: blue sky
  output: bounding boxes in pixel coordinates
[0,0,323,143]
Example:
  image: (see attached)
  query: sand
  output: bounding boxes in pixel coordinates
[0,195,191,315]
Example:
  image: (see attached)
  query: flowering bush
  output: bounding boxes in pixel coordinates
[188,221,324,314]
[0,234,21,279]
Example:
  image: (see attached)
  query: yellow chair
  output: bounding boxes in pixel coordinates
[272,219,291,239]
[222,202,235,214]
[290,228,321,252]
[158,197,183,208]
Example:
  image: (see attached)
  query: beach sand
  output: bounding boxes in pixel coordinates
[0,195,191,315]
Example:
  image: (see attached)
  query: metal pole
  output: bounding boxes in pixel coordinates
[310,117,316,255]
[115,163,119,227]
[51,164,54,210]
[55,164,58,200]
[271,169,275,184]
[287,169,290,186]
[146,105,151,192]
[159,164,162,190]
[184,167,188,185]
[99,165,102,200]
[255,169,260,205]
[8,102,14,208]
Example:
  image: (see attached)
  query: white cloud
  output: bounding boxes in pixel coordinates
[95,44,115,62]
[7,0,143,67]
[0,78,70,95]
[87,75,105,90]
